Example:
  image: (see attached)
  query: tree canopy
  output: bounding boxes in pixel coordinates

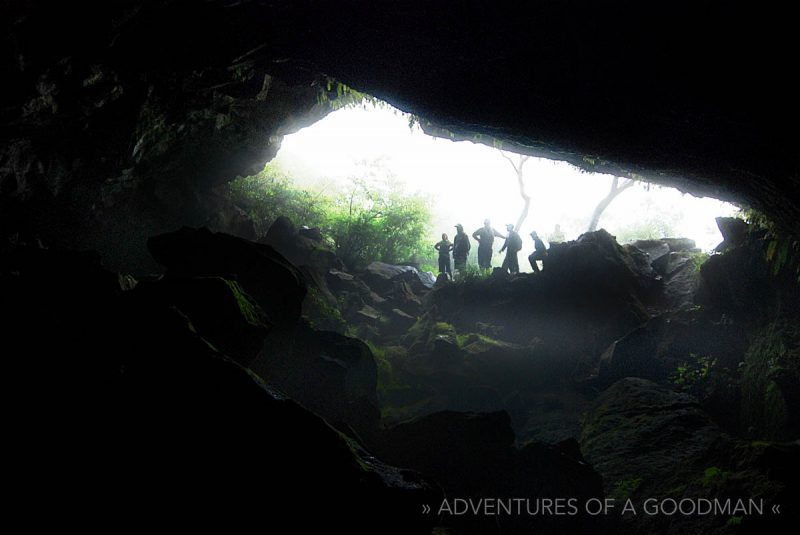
[228,161,433,270]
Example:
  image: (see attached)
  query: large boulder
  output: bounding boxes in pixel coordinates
[147,226,306,325]
[696,230,800,323]
[581,378,797,534]
[377,410,605,535]
[253,322,381,440]
[3,247,440,533]
[547,229,661,299]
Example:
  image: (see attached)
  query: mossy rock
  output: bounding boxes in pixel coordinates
[740,320,800,440]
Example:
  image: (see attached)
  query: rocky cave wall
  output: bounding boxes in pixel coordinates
[3,1,799,273]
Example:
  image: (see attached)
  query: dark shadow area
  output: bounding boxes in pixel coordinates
[2,3,799,534]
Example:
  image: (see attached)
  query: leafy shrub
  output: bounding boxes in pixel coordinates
[228,161,433,270]
[672,353,716,396]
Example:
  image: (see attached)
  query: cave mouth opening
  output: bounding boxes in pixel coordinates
[229,96,740,275]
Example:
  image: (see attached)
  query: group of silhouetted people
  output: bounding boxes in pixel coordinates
[434,219,551,277]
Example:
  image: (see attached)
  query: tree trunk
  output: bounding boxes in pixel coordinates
[499,152,531,230]
[588,176,635,232]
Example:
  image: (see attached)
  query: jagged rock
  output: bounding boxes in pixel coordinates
[548,229,661,299]
[262,216,343,272]
[630,239,671,265]
[624,243,660,280]
[298,226,324,242]
[597,310,747,391]
[715,216,749,251]
[328,269,385,301]
[386,308,416,335]
[651,251,691,277]
[252,322,381,439]
[134,276,270,365]
[147,226,306,326]
[356,303,382,322]
[695,231,792,322]
[362,262,434,294]
[660,255,699,310]
[377,410,605,535]
[392,279,423,315]
[582,378,797,534]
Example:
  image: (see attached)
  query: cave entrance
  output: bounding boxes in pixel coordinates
[229,97,738,275]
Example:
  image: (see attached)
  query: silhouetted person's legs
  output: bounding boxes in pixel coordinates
[528,253,540,273]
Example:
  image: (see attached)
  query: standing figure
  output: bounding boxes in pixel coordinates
[434,233,453,276]
[528,231,548,273]
[452,224,471,273]
[499,223,522,274]
[549,224,565,243]
[472,219,506,270]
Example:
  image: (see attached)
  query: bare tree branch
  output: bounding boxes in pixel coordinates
[587,176,637,232]
[498,150,533,231]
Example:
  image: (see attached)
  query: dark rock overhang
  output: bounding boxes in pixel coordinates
[3,0,798,264]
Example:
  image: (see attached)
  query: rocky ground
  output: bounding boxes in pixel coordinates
[262,215,799,534]
[3,216,798,534]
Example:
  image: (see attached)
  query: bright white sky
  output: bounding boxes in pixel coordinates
[274,102,737,259]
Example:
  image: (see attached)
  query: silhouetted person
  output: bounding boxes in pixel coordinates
[500,223,522,274]
[472,219,505,270]
[452,224,471,272]
[549,224,565,243]
[434,233,453,276]
[528,231,547,273]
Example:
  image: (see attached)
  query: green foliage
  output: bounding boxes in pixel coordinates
[327,167,432,269]
[223,279,268,328]
[228,160,433,270]
[610,477,642,502]
[741,208,800,282]
[228,163,326,236]
[672,353,716,396]
[691,251,710,271]
[451,263,490,284]
[614,215,680,243]
[701,466,731,488]
[317,77,386,112]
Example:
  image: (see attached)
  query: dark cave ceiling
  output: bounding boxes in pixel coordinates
[2,0,798,266]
